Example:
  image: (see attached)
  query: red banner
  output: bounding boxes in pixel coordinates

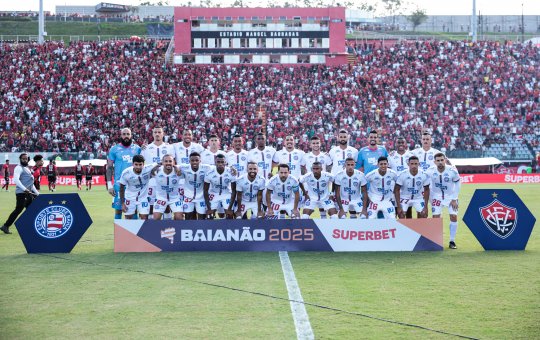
[460,174,540,184]
[1,176,106,186]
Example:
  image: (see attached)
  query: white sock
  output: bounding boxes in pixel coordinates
[164,212,172,220]
[330,214,338,219]
[350,213,357,219]
[279,213,286,219]
[320,210,327,219]
[301,214,310,219]
[449,221,458,242]
[147,214,154,220]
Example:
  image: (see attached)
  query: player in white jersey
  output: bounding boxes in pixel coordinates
[235,161,266,219]
[304,136,332,172]
[151,154,184,220]
[141,127,175,219]
[201,134,226,165]
[204,154,237,219]
[427,153,461,249]
[299,162,338,218]
[266,164,300,219]
[364,157,398,219]
[388,137,413,173]
[226,134,249,178]
[247,132,276,180]
[328,129,359,176]
[394,156,430,219]
[118,155,155,219]
[272,135,306,179]
[412,131,442,172]
[173,129,205,166]
[333,158,368,219]
[180,152,213,220]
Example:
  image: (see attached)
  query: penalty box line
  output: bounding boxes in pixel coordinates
[38,253,479,340]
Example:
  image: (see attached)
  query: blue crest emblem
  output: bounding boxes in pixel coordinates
[428,155,434,160]
[387,180,392,185]
[445,177,450,182]
[34,205,73,239]
[416,181,422,186]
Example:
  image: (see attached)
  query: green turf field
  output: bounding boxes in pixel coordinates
[0,183,538,339]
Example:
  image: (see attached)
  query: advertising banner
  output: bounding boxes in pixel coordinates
[1,176,106,186]
[463,189,536,250]
[459,174,540,184]
[15,194,93,253]
[114,218,443,252]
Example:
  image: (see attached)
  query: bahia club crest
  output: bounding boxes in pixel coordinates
[464,189,536,250]
[15,193,93,253]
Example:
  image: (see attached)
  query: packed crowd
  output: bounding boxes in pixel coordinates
[0,39,539,156]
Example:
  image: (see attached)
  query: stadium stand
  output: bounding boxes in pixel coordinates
[0,39,538,159]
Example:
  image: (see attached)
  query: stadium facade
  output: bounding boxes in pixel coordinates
[173,7,346,65]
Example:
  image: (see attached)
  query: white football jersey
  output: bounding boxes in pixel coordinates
[118,164,154,202]
[173,142,204,166]
[236,174,266,203]
[365,168,398,202]
[395,170,430,200]
[272,148,306,179]
[412,147,442,171]
[226,149,249,177]
[180,164,212,201]
[200,149,226,165]
[304,152,332,173]
[328,146,359,175]
[248,146,276,180]
[334,169,367,202]
[141,142,174,164]
[153,167,183,201]
[299,171,334,202]
[204,167,236,200]
[388,150,413,173]
[426,166,460,200]
[266,175,299,205]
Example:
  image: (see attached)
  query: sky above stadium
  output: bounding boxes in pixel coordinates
[3,0,540,16]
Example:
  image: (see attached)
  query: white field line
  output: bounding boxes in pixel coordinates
[279,251,315,340]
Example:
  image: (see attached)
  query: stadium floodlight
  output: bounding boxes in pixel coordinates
[471,0,477,42]
[39,0,45,44]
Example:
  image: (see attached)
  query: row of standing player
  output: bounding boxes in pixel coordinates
[106,127,461,248]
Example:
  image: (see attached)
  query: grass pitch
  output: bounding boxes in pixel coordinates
[0,183,538,339]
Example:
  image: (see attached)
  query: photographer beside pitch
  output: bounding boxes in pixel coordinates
[1,154,41,234]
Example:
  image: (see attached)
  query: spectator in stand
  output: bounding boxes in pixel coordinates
[2,159,9,192]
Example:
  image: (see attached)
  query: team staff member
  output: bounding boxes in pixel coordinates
[2,159,9,192]
[1,154,40,234]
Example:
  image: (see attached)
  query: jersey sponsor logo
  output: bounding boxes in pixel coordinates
[480,200,517,239]
[34,206,73,239]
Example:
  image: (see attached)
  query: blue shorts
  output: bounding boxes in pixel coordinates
[112,183,122,210]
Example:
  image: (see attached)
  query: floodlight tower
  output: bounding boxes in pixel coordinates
[471,0,477,42]
[38,0,45,44]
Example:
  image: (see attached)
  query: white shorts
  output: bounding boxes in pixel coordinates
[338,199,364,213]
[124,199,150,215]
[183,198,207,214]
[431,198,458,216]
[269,201,297,217]
[209,196,233,213]
[238,201,260,216]
[147,178,157,205]
[367,200,396,219]
[153,198,183,213]
[304,199,335,211]
[400,198,426,213]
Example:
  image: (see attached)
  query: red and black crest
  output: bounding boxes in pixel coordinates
[480,200,518,239]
